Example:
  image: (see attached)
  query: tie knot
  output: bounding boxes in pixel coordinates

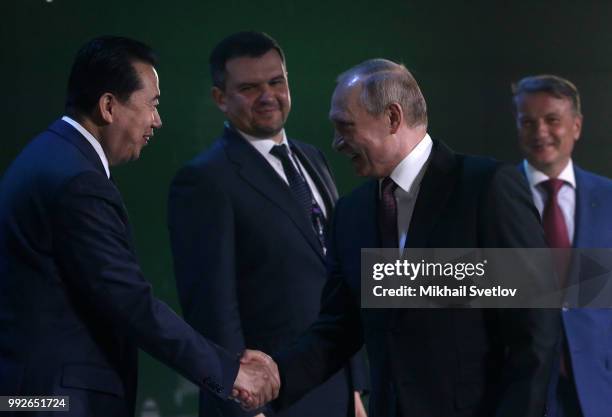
[381,177,398,196]
[270,144,290,161]
[541,178,565,197]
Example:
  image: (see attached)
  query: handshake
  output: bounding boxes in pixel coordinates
[231,349,281,411]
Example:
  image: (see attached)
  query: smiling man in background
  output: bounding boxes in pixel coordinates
[514,74,612,417]
[168,31,368,417]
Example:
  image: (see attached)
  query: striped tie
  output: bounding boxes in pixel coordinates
[270,144,327,253]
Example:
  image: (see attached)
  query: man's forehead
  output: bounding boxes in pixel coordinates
[225,51,286,82]
[130,63,160,98]
[518,92,572,107]
[329,84,360,120]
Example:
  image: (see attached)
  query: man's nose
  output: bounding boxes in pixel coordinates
[152,109,162,129]
[258,85,275,103]
[534,120,548,138]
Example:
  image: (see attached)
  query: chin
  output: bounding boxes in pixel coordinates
[254,126,283,137]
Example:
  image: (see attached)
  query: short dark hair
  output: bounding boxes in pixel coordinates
[209,31,285,89]
[65,36,158,117]
[512,74,581,116]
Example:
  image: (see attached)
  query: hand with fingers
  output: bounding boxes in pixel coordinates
[231,349,280,410]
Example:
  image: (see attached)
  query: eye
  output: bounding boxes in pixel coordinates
[239,85,255,92]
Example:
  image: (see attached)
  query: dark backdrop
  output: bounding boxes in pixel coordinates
[3,1,612,415]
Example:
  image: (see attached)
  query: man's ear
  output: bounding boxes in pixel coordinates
[97,93,115,124]
[212,86,227,113]
[573,114,583,142]
[387,102,403,134]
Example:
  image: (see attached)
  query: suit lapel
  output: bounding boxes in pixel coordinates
[573,166,598,249]
[48,118,108,178]
[290,142,337,215]
[361,180,381,248]
[223,127,325,261]
[405,140,458,248]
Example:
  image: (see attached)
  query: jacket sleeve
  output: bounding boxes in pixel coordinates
[168,165,257,416]
[273,197,365,410]
[52,171,239,400]
[348,347,370,393]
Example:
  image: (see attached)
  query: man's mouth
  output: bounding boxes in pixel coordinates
[255,106,280,115]
[144,134,153,145]
[531,141,555,150]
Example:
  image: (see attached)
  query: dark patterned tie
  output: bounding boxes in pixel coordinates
[271,145,312,217]
[379,177,398,248]
[270,144,327,253]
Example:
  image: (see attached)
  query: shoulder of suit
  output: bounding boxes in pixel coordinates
[290,138,326,159]
[340,179,377,205]
[176,137,230,172]
[576,165,612,190]
[5,128,108,196]
[451,153,529,196]
[169,138,235,193]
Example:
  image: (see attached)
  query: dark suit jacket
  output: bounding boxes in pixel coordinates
[168,125,367,417]
[0,119,238,417]
[520,164,612,417]
[274,140,560,417]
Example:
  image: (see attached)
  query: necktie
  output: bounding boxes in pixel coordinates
[541,178,573,379]
[541,178,572,287]
[270,144,327,253]
[541,178,570,249]
[379,177,398,248]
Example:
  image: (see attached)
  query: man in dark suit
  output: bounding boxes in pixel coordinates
[0,36,278,417]
[514,74,612,417]
[264,59,560,417]
[168,31,367,417]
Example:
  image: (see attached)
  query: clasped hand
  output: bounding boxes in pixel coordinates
[231,349,280,410]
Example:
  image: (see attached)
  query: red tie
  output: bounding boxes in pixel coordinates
[541,178,571,287]
[379,177,398,248]
[541,178,570,249]
[541,178,573,379]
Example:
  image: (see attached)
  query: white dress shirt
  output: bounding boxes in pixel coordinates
[380,134,433,251]
[523,159,576,244]
[62,116,110,179]
[239,128,327,218]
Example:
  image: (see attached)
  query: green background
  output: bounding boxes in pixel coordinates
[4,1,612,415]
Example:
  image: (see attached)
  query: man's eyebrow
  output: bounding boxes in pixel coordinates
[270,74,286,81]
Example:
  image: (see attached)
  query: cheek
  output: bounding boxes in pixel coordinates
[228,97,251,115]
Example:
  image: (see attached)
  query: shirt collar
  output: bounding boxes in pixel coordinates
[237,127,290,154]
[523,159,576,189]
[62,116,110,179]
[383,133,433,194]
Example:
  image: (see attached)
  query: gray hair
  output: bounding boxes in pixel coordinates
[337,58,428,128]
[512,74,581,116]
